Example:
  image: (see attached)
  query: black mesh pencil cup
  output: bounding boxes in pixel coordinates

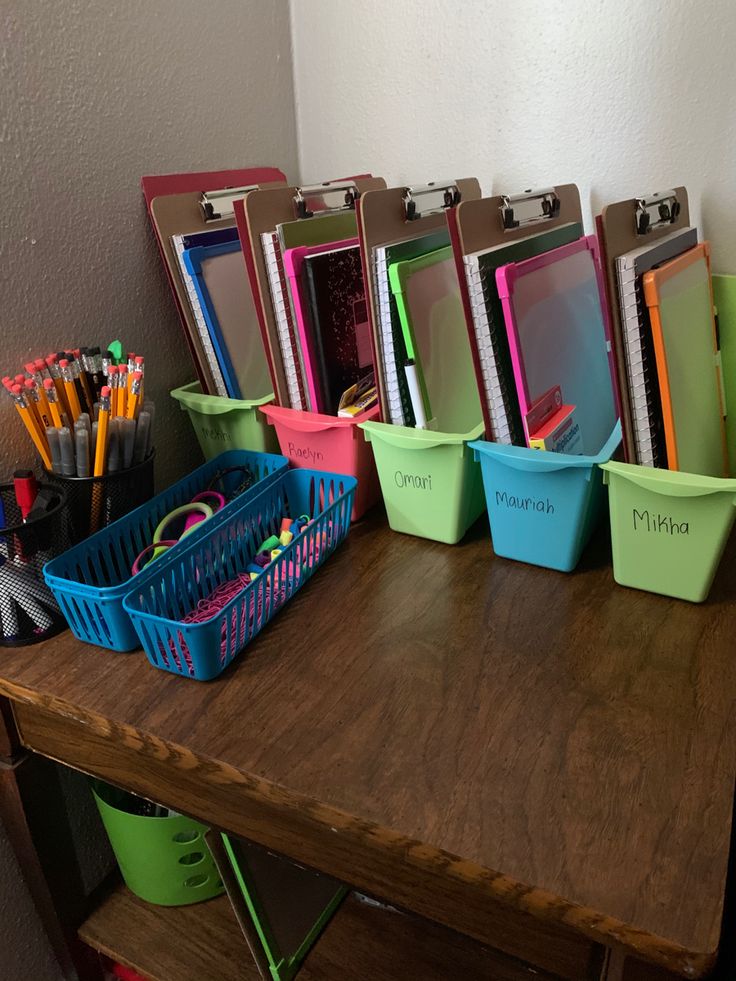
[44,450,155,543]
[0,483,71,646]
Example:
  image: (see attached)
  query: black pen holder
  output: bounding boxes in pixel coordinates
[0,483,71,647]
[44,450,155,543]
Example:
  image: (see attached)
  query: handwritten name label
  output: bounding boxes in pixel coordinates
[632,508,689,535]
[394,470,432,491]
[495,491,554,515]
[200,427,230,443]
[288,442,324,464]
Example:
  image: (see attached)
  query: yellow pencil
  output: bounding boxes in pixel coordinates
[126,371,143,419]
[94,386,111,476]
[59,359,81,423]
[118,365,128,418]
[45,355,71,419]
[10,385,52,470]
[43,379,63,428]
[34,378,53,429]
[107,366,119,418]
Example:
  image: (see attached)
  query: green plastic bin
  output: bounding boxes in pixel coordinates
[360,421,485,543]
[601,461,736,602]
[92,780,224,906]
[171,381,280,458]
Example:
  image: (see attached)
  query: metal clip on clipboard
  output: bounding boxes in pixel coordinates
[199,185,259,222]
[403,182,461,221]
[635,190,682,235]
[293,181,360,220]
[500,187,561,230]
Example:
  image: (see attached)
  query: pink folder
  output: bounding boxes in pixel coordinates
[282,238,357,414]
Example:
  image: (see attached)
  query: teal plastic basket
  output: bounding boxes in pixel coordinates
[470,423,622,571]
[122,469,356,681]
[43,450,288,651]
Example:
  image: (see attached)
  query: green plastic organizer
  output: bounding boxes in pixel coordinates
[601,461,736,602]
[171,381,280,458]
[92,781,224,906]
[360,421,485,543]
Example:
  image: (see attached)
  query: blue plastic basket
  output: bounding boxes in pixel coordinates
[469,423,622,572]
[43,450,288,652]
[122,469,356,681]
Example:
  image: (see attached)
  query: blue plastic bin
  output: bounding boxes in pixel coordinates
[122,469,356,681]
[43,450,288,652]
[470,423,622,572]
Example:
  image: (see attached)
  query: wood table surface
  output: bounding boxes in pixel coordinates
[2,511,736,978]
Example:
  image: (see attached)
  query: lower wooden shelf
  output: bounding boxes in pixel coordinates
[79,879,553,981]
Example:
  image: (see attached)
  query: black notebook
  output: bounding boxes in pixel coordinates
[301,245,374,415]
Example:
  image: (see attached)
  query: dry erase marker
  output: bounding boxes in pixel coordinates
[121,417,136,469]
[107,418,121,473]
[75,427,90,477]
[132,410,150,465]
[58,426,76,476]
[404,359,428,429]
[46,426,62,474]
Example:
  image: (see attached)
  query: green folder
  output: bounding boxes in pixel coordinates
[389,246,482,433]
[712,273,736,476]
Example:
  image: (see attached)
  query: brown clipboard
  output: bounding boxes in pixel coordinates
[598,187,690,460]
[241,178,386,407]
[448,185,583,438]
[356,179,482,419]
[150,181,285,396]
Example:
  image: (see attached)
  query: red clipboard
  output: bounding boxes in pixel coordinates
[141,167,287,393]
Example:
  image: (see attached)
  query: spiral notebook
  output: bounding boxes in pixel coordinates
[260,231,306,410]
[615,226,697,467]
[372,230,449,425]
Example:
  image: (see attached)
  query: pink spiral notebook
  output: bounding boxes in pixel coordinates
[283,238,358,414]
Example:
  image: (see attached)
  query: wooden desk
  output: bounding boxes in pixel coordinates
[1,512,735,980]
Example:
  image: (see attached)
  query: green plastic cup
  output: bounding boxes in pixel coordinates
[92,781,224,906]
[171,381,279,458]
[360,421,485,544]
[601,461,736,602]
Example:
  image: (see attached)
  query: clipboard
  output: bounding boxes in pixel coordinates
[238,178,385,407]
[496,235,620,455]
[447,185,583,443]
[143,167,286,394]
[643,242,728,476]
[598,188,691,461]
[356,179,482,420]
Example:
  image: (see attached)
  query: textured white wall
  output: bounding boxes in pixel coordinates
[2,0,298,484]
[290,0,736,272]
[1,2,297,978]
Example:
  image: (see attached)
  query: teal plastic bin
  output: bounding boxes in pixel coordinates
[470,423,622,571]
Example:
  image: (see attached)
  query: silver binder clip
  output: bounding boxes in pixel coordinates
[293,181,360,220]
[500,187,560,230]
[635,190,681,235]
[402,182,461,221]
[199,185,259,222]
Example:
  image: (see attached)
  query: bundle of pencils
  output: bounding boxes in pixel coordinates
[4,346,152,477]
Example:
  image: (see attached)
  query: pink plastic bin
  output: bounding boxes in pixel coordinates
[260,404,380,521]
